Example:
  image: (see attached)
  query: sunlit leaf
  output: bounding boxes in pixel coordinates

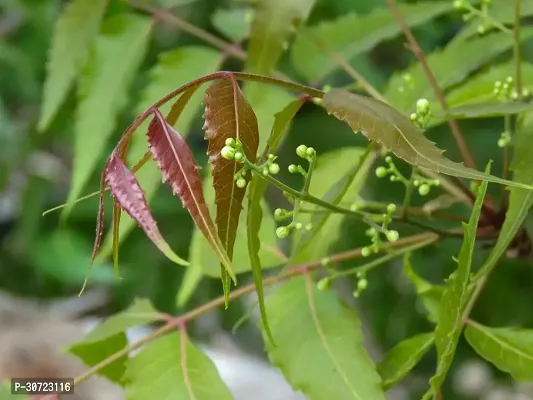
[322,89,533,190]
[422,168,489,400]
[291,2,451,81]
[203,77,259,298]
[442,102,533,119]
[65,14,152,217]
[212,8,251,42]
[246,0,316,76]
[264,276,385,400]
[124,332,233,400]
[38,0,107,132]
[377,332,435,390]
[146,111,235,283]
[465,322,533,381]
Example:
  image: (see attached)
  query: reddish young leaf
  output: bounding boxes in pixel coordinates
[203,77,259,274]
[146,109,236,283]
[104,152,189,267]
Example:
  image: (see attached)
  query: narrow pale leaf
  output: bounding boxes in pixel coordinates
[377,332,435,390]
[38,0,107,131]
[264,276,385,400]
[423,168,490,399]
[442,102,533,119]
[291,2,451,81]
[465,322,533,381]
[322,89,533,190]
[65,14,152,217]
[105,153,189,267]
[124,332,233,400]
[246,0,316,75]
[265,98,306,156]
[146,111,236,282]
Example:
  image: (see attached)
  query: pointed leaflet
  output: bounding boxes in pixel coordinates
[442,102,533,119]
[124,333,233,400]
[104,153,189,267]
[64,14,152,218]
[291,1,451,81]
[322,89,533,190]
[203,78,259,290]
[377,333,435,390]
[474,114,533,281]
[465,322,533,381]
[245,0,316,76]
[264,276,385,400]
[38,0,107,132]
[146,110,236,283]
[422,167,489,400]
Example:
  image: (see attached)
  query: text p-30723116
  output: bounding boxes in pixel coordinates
[11,378,74,395]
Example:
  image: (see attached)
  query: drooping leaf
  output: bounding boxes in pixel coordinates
[65,14,152,217]
[146,110,236,283]
[96,47,223,260]
[83,298,160,343]
[291,1,452,81]
[474,114,533,281]
[403,253,444,324]
[264,97,306,156]
[465,322,533,381]
[38,0,107,132]
[377,332,435,390]
[245,0,316,76]
[104,153,189,267]
[292,145,375,264]
[203,77,259,297]
[211,8,252,42]
[322,89,533,190]
[442,102,533,119]
[124,332,233,400]
[69,333,128,384]
[264,276,385,400]
[422,168,490,400]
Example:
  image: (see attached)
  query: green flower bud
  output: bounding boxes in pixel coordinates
[375,166,387,178]
[385,156,393,164]
[268,153,275,161]
[365,227,377,237]
[288,164,298,173]
[390,175,397,182]
[418,184,430,196]
[236,178,247,188]
[350,203,359,211]
[221,146,236,160]
[295,222,303,230]
[497,138,507,148]
[268,163,280,175]
[352,291,360,298]
[317,278,331,291]
[321,257,332,267]
[323,84,332,93]
[225,138,236,147]
[387,203,397,214]
[416,98,430,115]
[386,230,399,242]
[477,24,486,35]
[357,278,368,291]
[262,167,269,176]
[276,226,290,238]
[306,147,316,158]
[506,76,513,84]
[305,223,313,231]
[234,151,244,163]
[361,247,371,257]
[296,145,308,158]
[409,113,418,122]
[413,179,420,186]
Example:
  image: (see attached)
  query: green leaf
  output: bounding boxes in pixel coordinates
[38,0,107,132]
[442,102,533,119]
[385,29,533,113]
[403,253,444,324]
[96,47,222,260]
[0,382,27,400]
[474,114,533,281]
[292,145,374,264]
[124,332,233,400]
[422,167,490,400]
[264,276,385,400]
[265,98,305,155]
[245,0,316,75]
[291,2,451,82]
[69,333,128,384]
[465,322,533,381]
[64,14,152,217]
[84,298,160,343]
[377,332,435,390]
[211,8,251,42]
[322,89,533,190]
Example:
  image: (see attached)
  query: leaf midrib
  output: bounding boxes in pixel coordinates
[471,324,533,363]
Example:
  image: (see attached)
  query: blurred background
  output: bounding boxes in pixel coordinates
[1,0,533,399]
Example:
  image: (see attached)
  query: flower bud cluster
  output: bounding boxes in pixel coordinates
[288,144,316,177]
[397,73,414,94]
[453,0,493,35]
[352,271,369,298]
[375,155,408,183]
[409,98,431,128]
[361,204,399,257]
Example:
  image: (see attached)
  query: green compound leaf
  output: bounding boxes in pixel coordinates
[422,167,490,400]
[322,89,533,190]
[64,14,152,218]
[291,1,451,82]
[124,332,233,400]
[377,332,435,390]
[264,276,385,400]
[465,321,533,381]
[38,0,107,132]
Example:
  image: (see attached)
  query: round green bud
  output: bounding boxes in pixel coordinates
[418,184,430,196]
[269,163,280,175]
[385,156,393,164]
[274,208,284,220]
[453,0,462,9]
[365,227,377,237]
[288,164,298,173]
[234,151,244,163]
[386,230,399,242]
[497,138,506,148]
[361,247,371,257]
[390,175,397,182]
[306,147,316,158]
[268,153,275,160]
[409,113,418,121]
[276,226,290,238]
[477,25,485,35]
[305,223,313,231]
[323,84,332,93]
[296,145,308,158]
[413,179,420,186]
[375,166,387,178]
[225,138,236,147]
[317,278,331,291]
[433,179,441,187]
[416,98,430,115]
[352,291,360,298]
[321,257,332,267]
[357,278,368,291]
[350,203,359,212]
[221,146,236,160]
[261,167,269,176]
[295,222,303,230]
[494,80,502,88]
[402,73,412,83]
[387,204,397,214]
[506,76,513,84]
[236,178,247,188]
